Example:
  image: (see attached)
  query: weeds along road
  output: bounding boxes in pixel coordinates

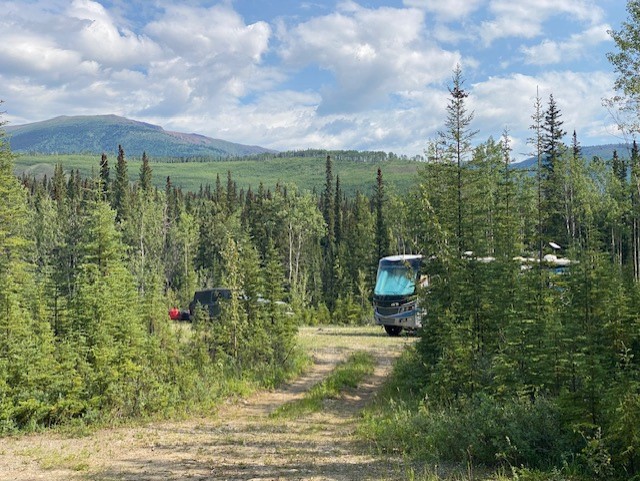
[0,325,415,481]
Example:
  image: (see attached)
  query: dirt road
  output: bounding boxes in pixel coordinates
[0,326,414,481]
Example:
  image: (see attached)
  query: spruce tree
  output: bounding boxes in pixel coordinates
[113,145,129,223]
[334,174,343,246]
[612,149,627,182]
[345,191,374,295]
[529,88,545,263]
[438,64,478,255]
[99,153,110,201]
[323,154,335,244]
[226,170,237,214]
[541,94,568,245]
[572,130,581,160]
[542,94,566,178]
[219,236,248,362]
[631,141,640,280]
[322,155,336,309]
[374,167,389,263]
[52,163,66,205]
[139,151,152,192]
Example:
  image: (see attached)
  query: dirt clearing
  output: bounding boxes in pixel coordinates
[0,326,415,481]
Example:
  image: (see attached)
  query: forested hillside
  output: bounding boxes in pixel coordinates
[5,115,273,158]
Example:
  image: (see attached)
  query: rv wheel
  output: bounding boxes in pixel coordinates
[384,325,402,336]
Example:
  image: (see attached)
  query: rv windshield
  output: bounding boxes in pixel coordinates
[374,260,419,296]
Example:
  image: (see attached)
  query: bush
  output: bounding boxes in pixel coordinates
[332,295,370,325]
[364,393,574,469]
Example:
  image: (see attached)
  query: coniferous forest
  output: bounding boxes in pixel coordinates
[4,3,640,479]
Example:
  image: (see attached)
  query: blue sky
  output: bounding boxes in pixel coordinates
[0,0,630,160]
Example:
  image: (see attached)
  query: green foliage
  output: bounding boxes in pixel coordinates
[332,294,370,325]
[361,350,575,472]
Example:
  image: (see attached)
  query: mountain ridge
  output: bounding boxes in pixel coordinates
[515,142,634,170]
[4,114,275,158]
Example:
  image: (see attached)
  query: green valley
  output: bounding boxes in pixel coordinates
[13,152,421,195]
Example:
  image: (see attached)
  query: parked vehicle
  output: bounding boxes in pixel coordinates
[373,254,425,336]
[188,288,232,319]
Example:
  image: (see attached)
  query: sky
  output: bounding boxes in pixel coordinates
[0,0,631,160]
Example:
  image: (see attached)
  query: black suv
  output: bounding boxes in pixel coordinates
[188,288,231,319]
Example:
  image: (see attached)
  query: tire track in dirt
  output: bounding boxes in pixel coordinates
[0,326,413,481]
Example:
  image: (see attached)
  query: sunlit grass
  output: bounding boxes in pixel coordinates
[271,350,376,418]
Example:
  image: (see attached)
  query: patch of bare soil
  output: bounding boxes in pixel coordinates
[0,326,414,481]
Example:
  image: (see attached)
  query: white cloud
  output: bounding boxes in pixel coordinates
[141,3,277,114]
[469,70,617,158]
[480,0,604,45]
[0,0,281,131]
[66,0,162,67]
[0,33,97,82]
[145,4,270,62]
[403,0,485,21]
[521,24,612,65]
[278,3,459,114]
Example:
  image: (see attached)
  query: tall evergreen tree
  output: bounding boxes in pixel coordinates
[113,145,129,223]
[613,149,627,182]
[323,155,335,245]
[139,151,152,192]
[99,153,110,201]
[631,141,640,280]
[52,163,66,205]
[226,170,237,214]
[542,94,566,178]
[572,130,581,160]
[334,175,343,246]
[345,191,374,297]
[374,167,389,263]
[322,155,336,309]
[438,64,478,255]
[529,88,545,263]
[541,94,568,244]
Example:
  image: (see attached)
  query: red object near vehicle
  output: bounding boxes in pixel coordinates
[168,307,181,320]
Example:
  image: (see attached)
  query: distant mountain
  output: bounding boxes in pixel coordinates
[515,143,633,170]
[4,115,275,158]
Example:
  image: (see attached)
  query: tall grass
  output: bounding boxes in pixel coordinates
[359,348,584,480]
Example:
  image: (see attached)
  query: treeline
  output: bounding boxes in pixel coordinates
[45,148,416,164]
[1,123,401,431]
[250,148,415,162]
[362,71,640,479]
